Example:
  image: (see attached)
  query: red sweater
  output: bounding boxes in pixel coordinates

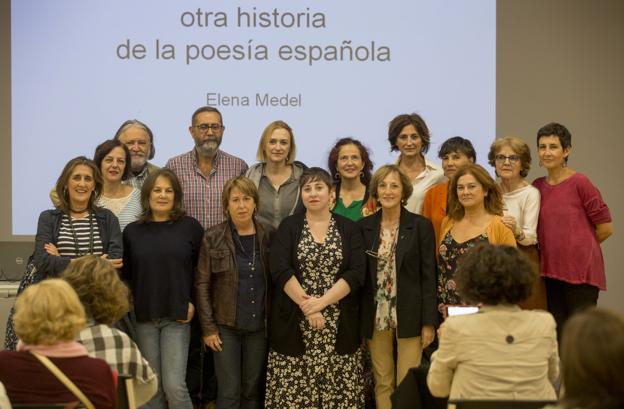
[0,351,116,408]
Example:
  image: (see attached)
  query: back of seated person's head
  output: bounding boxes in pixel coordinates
[14,279,86,346]
[560,307,624,409]
[62,255,130,325]
[455,243,536,305]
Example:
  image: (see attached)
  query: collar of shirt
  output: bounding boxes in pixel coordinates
[193,149,223,176]
[395,156,442,180]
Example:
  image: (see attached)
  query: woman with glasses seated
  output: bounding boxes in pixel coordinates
[245,120,307,229]
[0,279,116,408]
[438,164,516,316]
[359,164,437,409]
[488,137,546,310]
[428,244,559,402]
[265,168,365,408]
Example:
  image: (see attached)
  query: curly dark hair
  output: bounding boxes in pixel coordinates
[537,122,572,163]
[455,243,536,305]
[327,137,374,187]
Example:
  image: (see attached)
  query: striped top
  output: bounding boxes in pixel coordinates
[165,149,247,229]
[56,213,103,258]
[98,188,142,231]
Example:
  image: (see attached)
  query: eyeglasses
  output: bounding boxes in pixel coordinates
[194,123,223,132]
[494,154,520,163]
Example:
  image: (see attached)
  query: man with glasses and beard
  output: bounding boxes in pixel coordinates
[165,106,248,408]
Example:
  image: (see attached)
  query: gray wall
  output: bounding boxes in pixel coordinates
[497,0,623,310]
[1,0,622,310]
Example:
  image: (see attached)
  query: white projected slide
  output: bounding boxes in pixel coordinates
[11,0,495,235]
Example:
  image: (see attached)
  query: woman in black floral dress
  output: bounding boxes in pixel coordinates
[265,167,365,408]
[437,164,516,316]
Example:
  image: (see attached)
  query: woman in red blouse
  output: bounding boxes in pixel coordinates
[533,122,613,338]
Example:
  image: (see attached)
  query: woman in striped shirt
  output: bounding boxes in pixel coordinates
[34,156,123,277]
[93,139,143,231]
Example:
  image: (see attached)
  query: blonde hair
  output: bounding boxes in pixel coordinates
[255,120,296,164]
[487,136,532,178]
[14,279,86,345]
[62,255,130,325]
[369,164,413,206]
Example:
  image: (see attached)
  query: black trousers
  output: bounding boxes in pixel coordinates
[544,277,599,340]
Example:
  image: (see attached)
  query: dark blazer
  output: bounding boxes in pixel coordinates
[269,212,365,356]
[359,207,438,339]
[196,220,273,336]
[33,207,123,277]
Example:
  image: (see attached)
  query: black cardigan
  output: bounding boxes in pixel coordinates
[358,207,438,339]
[268,212,365,356]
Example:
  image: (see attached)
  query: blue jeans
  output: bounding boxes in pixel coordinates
[136,320,193,409]
[213,326,267,409]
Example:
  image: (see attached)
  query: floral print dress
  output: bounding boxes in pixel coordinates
[265,218,364,409]
[375,227,399,330]
[437,231,488,315]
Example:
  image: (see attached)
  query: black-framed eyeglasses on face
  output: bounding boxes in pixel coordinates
[194,123,223,132]
[494,154,520,164]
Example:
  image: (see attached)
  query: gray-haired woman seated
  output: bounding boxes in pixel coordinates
[62,255,158,407]
[427,243,559,402]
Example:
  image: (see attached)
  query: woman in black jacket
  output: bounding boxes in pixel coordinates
[265,167,366,409]
[359,164,438,409]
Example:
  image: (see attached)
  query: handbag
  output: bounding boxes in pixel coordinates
[30,351,96,409]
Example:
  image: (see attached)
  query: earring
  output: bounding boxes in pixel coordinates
[538,160,543,167]
[360,172,364,179]
[334,172,341,180]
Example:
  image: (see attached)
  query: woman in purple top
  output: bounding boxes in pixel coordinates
[533,122,613,338]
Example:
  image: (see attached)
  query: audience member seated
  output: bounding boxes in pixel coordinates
[0,279,116,408]
[547,308,624,409]
[62,255,158,407]
[427,243,559,402]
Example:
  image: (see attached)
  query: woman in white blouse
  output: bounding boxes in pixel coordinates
[488,136,546,310]
[388,113,445,214]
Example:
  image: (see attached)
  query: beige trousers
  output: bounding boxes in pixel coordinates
[366,328,423,409]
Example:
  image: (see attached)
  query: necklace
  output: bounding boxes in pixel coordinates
[68,212,94,256]
[234,231,256,271]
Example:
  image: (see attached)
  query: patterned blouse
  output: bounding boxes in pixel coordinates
[374,226,399,331]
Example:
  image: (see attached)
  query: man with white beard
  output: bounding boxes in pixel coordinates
[115,119,159,188]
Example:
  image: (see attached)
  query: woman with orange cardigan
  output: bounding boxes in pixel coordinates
[437,164,516,316]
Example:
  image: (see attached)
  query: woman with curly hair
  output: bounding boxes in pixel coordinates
[62,255,158,407]
[428,243,559,402]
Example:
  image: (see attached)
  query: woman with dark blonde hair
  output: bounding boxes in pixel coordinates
[359,164,437,409]
[438,164,515,315]
[63,255,158,407]
[488,136,546,310]
[196,176,273,409]
[245,120,307,229]
[0,279,116,408]
[122,168,204,409]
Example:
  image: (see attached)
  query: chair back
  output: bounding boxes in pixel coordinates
[116,374,136,409]
[450,400,556,409]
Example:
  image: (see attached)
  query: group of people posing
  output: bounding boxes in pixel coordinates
[0,107,616,409]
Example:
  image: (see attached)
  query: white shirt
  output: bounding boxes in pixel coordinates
[397,157,446,214]
[501,184,540,246]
